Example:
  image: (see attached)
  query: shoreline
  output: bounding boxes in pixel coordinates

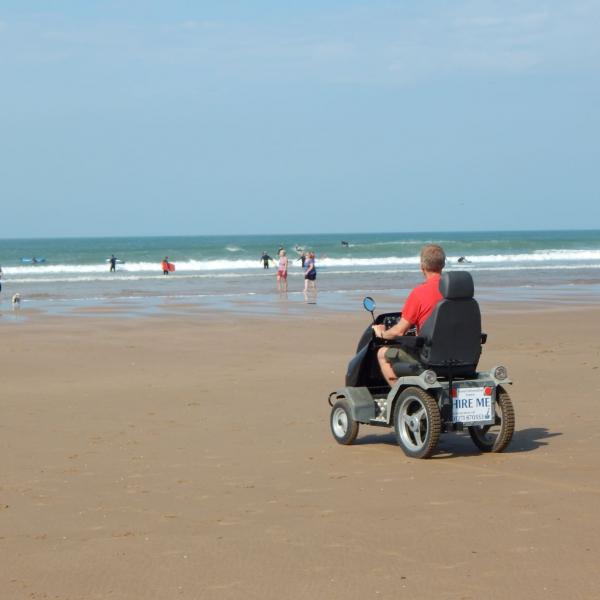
[2,279,599,321]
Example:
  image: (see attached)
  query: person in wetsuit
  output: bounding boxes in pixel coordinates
[260,251,273,269]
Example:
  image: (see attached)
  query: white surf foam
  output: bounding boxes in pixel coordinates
[3,248,599,279]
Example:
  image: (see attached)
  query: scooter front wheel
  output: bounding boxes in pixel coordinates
[330,399,359,445]
[393,387,441,459]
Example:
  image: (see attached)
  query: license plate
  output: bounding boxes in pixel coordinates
[452,386,494,424]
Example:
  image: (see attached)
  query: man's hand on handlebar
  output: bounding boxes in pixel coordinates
[372,324,386,339]
[373,316,413,340]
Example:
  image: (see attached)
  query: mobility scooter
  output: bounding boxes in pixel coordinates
[328,271,515,458]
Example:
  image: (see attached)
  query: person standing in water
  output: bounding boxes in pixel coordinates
[162,256,171,275]
[303,252,317,294]
[296,251,306,268]
[276,249,289,292]
[109,255,117,272]
[260,251,273,269]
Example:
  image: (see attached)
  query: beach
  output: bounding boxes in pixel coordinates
[4,0,600,595]
[2,302,600,600]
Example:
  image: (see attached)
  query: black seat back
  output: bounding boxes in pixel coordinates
[419,271,481,376]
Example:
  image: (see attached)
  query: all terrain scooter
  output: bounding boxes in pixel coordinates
[328,271,515,458]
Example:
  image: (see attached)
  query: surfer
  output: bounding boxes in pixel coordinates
[109,255,117,272]
[341,240,350,247]
[0,265,2,294]
[260,251,273,269]
[162,256,171,275]
[457,256,471,264]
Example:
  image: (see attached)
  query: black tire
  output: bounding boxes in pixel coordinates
[393,387,441,459]
[330,399,359,445]
[468,386,515,453]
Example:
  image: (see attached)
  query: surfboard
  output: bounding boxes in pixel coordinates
[161,261,176,272]
[21,257,46,264]
[168,263,176,272]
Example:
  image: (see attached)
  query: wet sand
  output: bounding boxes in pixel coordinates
[2,306,600,599]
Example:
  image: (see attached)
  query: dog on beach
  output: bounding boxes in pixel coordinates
[12,293,21,308]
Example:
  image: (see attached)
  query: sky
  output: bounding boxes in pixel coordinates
[0,0,599,237]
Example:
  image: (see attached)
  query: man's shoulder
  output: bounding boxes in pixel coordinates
[409,275,441,299]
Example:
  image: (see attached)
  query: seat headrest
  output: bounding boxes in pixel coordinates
[439,271,474,299]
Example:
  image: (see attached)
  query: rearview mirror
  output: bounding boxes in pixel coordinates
[363,296,376,313]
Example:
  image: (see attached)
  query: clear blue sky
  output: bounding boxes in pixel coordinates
[1,1,599,237]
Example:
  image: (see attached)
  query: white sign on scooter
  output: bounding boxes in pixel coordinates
[452,386,494,423]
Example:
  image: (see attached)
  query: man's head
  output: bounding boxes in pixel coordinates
[420,244,446,274]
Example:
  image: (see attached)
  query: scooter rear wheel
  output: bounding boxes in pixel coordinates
[330,399,359,445]
[393,387,441,459]
[468,386,515,453]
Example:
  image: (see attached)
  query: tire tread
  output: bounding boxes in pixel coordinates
[394,387,441,459]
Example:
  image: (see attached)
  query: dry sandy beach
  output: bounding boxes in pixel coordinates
[2,304,600,599]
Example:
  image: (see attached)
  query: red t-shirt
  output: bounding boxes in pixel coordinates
[402,274,443,332]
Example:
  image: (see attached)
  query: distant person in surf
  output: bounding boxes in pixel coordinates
[109,255,117,272]
[457,256,471,264]
[276,249,289,292]
[341,240,350,247]
[0,265,3,294]
[260,251,273,269]
[162,256,171,275]
[303,252,317,294]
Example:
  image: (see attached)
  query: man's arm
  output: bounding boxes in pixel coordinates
[373,317,412,340]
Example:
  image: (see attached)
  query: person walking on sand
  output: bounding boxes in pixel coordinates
[276,249,288,292]
[303,252,317,294]
[260,251,273,269]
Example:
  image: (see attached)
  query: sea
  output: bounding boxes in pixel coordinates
[0,230,599,317]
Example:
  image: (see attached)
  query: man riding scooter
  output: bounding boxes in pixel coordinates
[372,244,446,386]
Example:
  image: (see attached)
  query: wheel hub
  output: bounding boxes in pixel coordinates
[407,416,419,433]
[332,408,348,437]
